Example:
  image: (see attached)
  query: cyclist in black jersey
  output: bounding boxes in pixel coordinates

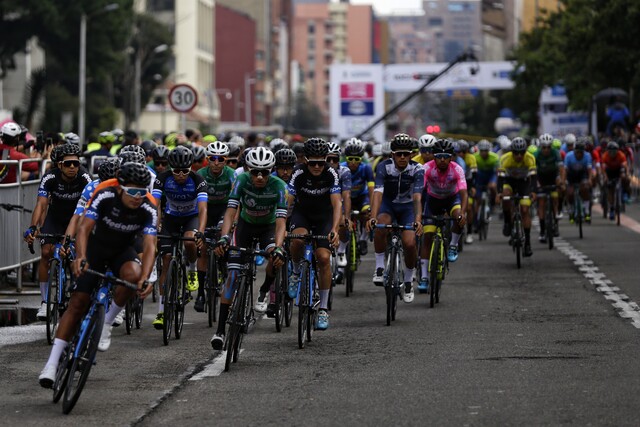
[38,163,157,387]
[24,143,92,320]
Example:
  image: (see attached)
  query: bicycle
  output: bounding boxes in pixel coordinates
[425,216,451,309]
[124,292,144,333]
[375,224,413,325]
[271,255,293,332]
[537,185,557,250]
[344,210,362,297]
[223,239,267,371]
[156,233,198,346]
[286,233,329,348]
[51,264,137,414]
[475,187,491,241]
[29,234,74,345]
[203,226,225,328]
[503,195,530,269]
[608,177,623,226]
[569,183,584,239]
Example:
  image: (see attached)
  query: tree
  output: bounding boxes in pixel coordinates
[288,90,324,132]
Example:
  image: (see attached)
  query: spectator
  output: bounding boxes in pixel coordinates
[0,122,39,183]
[606,96,630,136]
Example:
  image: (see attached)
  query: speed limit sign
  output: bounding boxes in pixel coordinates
[168,84,198,113]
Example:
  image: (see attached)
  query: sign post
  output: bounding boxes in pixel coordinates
[169,84,198,131]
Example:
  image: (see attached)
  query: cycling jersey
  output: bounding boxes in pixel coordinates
[340,161,372,198]
[534,148,563,176]
[498,152,537,180]
[411,154,426,165]
[374,159,424,204]
[423,160,467,199]
[563,151,593,174]
[152,170,208,217]
[228,172,287,225]
[38,167,92,224]
[74,178,100,215]
[288,165,341,215]
[197,165,236,206]
[463,153,477,175]
[601,151,627,171]
[455,155,466,172]
[336,164,352,192]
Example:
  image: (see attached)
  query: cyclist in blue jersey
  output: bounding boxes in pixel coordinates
[151,146,208,329]
[327,141,352,282]
[367,133,424,303]
[564,138,595,223]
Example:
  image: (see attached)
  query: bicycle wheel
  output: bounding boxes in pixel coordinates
[52,344,71,403]
[46,260,60,345]
[546,204,554,250]
[206,251,218,328]
[429,237,440,308]
[134,297,143,329]
[274,264,285,332]
[124,299,133,335]
[298,263,310,349]
[162,260,177,346]
[515,219,522,269]
[346,232,357,297]
[385,247,396,324]
[62,305,104,414]
[175,263,187,339]
[615,185,621,226]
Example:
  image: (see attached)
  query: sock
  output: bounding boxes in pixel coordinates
[540,219,546,234]
[359,229,368,241]
[451,232,461,247]
[158,298,164,314]
[375,252,385,270]
[104,303,124,326]
[260,275,274,295]
[197,271,206,298]
[467,222,472,234]
[319,289,330,310]
[217,303,230,334]
[188,262,197,273]
[420,259,428,279]
[524,228,531,243]
[40,282,47,301]
[338,240,347,254]
[403,267,413,283]
[583,200,590,214]
[46,338,68,368]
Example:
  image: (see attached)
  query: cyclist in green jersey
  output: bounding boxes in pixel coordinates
[210,147,287,349]
[473,140,500,226]
[193,141,236,312]
[534,137,563,242]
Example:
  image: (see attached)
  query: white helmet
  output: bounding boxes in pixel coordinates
[245,146,275,169]
[497,135,511,151]
[418,134,437,149]
[229,135,245,148]
[269,138,288,151]
[1,122,21,138]
[64,132,80,145]
[205,141,230,157]
[381,141,392,155]
[372,144,382,157]
[539,133,554,145]
[563,133,576,144]
[327,141,341,156]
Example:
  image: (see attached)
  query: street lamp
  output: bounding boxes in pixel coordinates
[135,43,168,133]
[79,3,119,145]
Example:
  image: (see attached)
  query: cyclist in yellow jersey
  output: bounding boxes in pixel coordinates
[457,140,478,244]
[413,134,437,165]
[497,137,537,257]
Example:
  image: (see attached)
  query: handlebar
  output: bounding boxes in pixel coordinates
[374,224,415,231]
[27,233,73,254]
[80,261,138,291]
[286,234,331,241]
[0,203,33,213]
[227,245,270,257]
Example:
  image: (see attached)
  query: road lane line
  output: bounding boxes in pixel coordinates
[592,205,640,234]
[190,349,244,381]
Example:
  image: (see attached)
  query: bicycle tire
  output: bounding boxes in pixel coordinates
[206,251,218,328]
[515,219,522,269]
[46,259,60,345]
[429,236,440,308]
[234,276,251,363]
[124,299,133,335]
[615,184,621,226]
[298,263,309,349]
[62,305,104,414]
[174,263,187,339]
[274,265,284,332]
[546,203,554,250]
[134,297,143,329]
[385,246,396,324]
[162,260,177,346]
[224,274,246,371]
[52,345,71,403]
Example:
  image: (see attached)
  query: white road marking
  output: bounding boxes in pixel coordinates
[0,324,46,348]
[190,349,244,380]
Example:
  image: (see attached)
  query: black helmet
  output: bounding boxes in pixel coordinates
[119,151,146,165]
[303,138,328,157]
[118,162,151,187]
[275,148,297,166]
[58,142,81,159]
[292,142,305,155]
[390,133,413,151]
[168,145,194,168]
[50,145,64,164]
[140,140,157,156]
[511,137,527,153]
[152,145,170,161]
[191,144,206,162]
[227,143,241,158]
[574,137,586,150]
[120,144,146,158]
[433,138,455,154]
[98,157,121,182]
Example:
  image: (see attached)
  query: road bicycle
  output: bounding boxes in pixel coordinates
[569,183,585,239]
[203,226,225,327]
[504,195,529,269]
[425,216,451,309]
[475,187,491,241]
[537,185,557,250]
[51,264,137,414]
[343,210,363,297]
[124,291,143,333]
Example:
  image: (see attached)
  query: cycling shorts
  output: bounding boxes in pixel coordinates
[476,170,497,187]
[605,168,622,182]
[227,218,275,271]
[503,178,531,207]
[71,245,140,294]
[379,199,415,227]
[566,170,589,185]
[159,214,199,254]
[289,209,333,250]
[40,216,67,246]
[351,194,371,213]
[207,204,227,228]
[423,194,461,233]
[537,172,558,188]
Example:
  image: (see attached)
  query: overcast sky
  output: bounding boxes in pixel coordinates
[348,0,424,15]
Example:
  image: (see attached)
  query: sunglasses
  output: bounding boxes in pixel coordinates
[208,155,226,163]
[226,159,238,164]
[155,161,168,166]
[326,156,340,163]
[172,168,190,175]
[306,158,326,167]
[433,153,452,160]
[393,151,412,158]
[419,148,432,153]
[250,168,271,177]
[346,156,362,162]
[512,151,525,155]
[61,160,80,168]
[121,185,148,198]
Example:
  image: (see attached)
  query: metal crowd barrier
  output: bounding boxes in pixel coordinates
[0,159,43,292]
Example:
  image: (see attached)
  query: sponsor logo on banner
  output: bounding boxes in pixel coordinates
[340,83,375,117]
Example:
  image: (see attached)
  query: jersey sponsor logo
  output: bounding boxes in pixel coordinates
[102,216,143,232]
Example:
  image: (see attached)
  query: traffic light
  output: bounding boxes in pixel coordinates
[426,124,441,134]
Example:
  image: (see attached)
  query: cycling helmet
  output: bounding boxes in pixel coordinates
[390,133,413,151]
[564,133,576,144]
[228,135,245,147]
[97,157,121,182]
[344,138,366,156]
[606,141,619,151]
[292,142,305,156]
[58,142,81,158]
[457,139,469,152]
[112,128,124,142]
[304,138,328,157]
[119,150,146,165]
[372,144,382,157]
[530,138,540,147]
[477,139,492,151]
[50,145,64,164]
[496,135,511,151]
[152,145,170,161]
[228,143,241,158]
[168,145,194,169]
[511,137,527,152]
[120,144,146,158]
[552,138,562,150]
[418,134,437,150]
[205,141,230,157]
[140,140,157,156]
[275,148,297,166]
[574,137,586,150]
[98,131,116,145]
[1,122,21,138]
[327,141,341,156]
[245,146,276,169]
[539,133,554,145]
[191,144,206,162]
[203,134,217,144]
[118,162,151,187]
[269,138,288,151]
[381,141,392,155]
[433,139,455,154]
[64,132,80,146]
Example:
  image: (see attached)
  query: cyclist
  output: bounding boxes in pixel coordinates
[288,138,341,329]
[191,144,207,171]
[495,135,511,157]
[24,143,92,320]
[225,143,241,170]
[564,137,594,223]
[457,139,477,244]
[193,141,236,312]
[273,148,297,183]
[291,142,306,165]
[140,140,157,163]
[497,137,536,257]
[38,163,157,387]
[210,147,287,349]
[419,139,468,292]
[601,141,630,220]
[473,139,499,222]
[149,145,170,174]
[340,138,373,258]
[367,133,424,303]
[327,141,352,283]
[151,146,207,329]
[412,134,437,165]
[534,134,563,242]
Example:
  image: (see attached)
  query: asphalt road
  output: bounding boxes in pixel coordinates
[2,204,640,426]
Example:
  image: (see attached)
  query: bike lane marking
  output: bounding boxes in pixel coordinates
[592,205,640,234]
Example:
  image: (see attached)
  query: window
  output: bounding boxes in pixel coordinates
[308,21,315,34]
[428,17,443,26]
[308,39,316,50]
[147,0,174,11]
[256,50,265,60]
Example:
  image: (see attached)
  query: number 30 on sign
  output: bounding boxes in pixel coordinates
[168,84,198,113]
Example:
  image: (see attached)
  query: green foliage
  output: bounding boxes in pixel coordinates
[289,90,324,131]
